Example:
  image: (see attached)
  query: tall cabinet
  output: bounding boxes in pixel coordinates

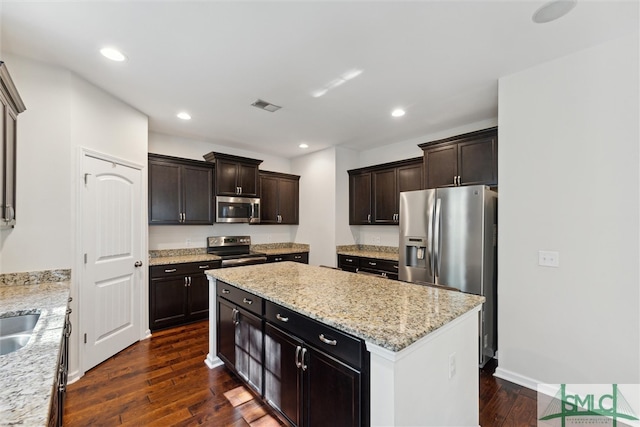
[0,62,26,228]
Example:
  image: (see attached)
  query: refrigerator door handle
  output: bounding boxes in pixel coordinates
[433,198,442,279]
[427,198,435,275]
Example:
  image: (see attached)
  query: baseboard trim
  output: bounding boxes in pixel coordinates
[493,367,541,392]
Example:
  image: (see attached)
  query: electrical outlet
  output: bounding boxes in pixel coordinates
[448,352,456,379]
[538,250,560,267]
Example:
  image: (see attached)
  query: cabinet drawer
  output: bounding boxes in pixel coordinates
[265,301,362,369]
[359,257,397,273]
[217,281,263,316]
[150,261,220,278]
[290,252,308,264]
[338,254,359,266]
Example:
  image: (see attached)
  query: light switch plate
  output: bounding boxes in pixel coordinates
[538,250,560,267]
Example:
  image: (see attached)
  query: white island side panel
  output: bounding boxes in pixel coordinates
[367,306,481,427]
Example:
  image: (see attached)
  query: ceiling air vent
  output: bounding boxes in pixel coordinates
[251,99,282,112]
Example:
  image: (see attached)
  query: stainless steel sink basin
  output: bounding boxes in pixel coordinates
[0,313,40,355]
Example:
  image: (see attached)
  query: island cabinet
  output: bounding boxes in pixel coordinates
[349,158,423,225]
[203,152,263,197]
[148,154,214,225]
[259,171,300,224]
[0,62,26,228]
[419,127,497,189]
[149,260,220,331]
[217,285,264,394]
[215,280,368,427]
[264,301,367,427]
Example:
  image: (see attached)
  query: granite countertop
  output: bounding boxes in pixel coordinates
[336,244,399,261]
[149,243,310,266]
[206,262,483,352]
[0,279,71,427]
[251,243,309,256]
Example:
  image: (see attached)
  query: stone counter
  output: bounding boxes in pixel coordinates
[251,242,309,256]
[336,244,399,262]
[148,248,221,266]
[205,262,482,352]
[0,271,71,427]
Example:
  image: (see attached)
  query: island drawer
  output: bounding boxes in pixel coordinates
[359,257,396,272]
[265,301,362,369]
[217,281,264,316]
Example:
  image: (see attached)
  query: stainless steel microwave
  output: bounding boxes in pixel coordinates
[216,196,261,223]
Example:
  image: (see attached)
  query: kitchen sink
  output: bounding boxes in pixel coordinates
[0,313,40,356]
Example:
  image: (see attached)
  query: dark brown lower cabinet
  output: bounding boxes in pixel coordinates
[266,252,309,264]
[149,261,220,331]
[217,281,368,427]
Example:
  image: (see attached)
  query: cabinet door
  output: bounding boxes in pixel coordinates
[216,160,240,195]
[235,308,263,395]
[278,177,299,224]
[264,324,304,427]
[372,169,396,224]
[149,160,182,224]
[2,109,16,224]
[238,163,258,196]
[458,135,497,186]
[187,273,209,320]
[150,277,188,331]
[423,143,458,189]
[182,164,213,224]
[349,172,371,225]
[217,297,236,369]
[306,348,361,427]
[259,174,279,224]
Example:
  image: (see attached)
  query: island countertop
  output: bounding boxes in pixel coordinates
[206,262,484,352]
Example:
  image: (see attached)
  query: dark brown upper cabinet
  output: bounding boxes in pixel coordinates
[259,170,300,225]
[203,152,263,197]
[148,153,214,225]
[419,127,497,189]
[0,62,26,228]
[348,157,423,225]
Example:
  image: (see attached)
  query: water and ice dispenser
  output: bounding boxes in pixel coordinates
[404,237,428,268]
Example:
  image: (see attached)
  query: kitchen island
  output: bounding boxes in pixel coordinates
[205,262,484,426]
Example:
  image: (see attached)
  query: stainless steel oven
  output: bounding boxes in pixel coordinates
[207,236,267,267]
[216,196,260,224]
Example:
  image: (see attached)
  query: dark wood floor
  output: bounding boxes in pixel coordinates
[65,320,537,426]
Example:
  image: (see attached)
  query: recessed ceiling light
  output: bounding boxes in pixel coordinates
[532,0,577,24]
[299,143,309,149]
[100,47,126,62]
[177,112,191,120]
[391,108,406,117]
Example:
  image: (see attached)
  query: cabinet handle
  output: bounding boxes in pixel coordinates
[319,334,337,346]
[295,346,302,368]
[184,277,188,287]
[345,258,353,263]
[232,308,239,326]
[276,257,282,261]
[367,214,371,223]
[188,277,192,286]
[222,289,230,294]
[301,347,308,371]
[294,256,301,259]
[369,262,377,266]
[243,298,253,305]
[394,265,398,269]
[382,272,387,278]
[276,313,289,322]
[165,268,177,273]
[198,265,210,269]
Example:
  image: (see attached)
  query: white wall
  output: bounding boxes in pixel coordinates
[496,33,639,386]
[148,132,295,249]
[291,147,337,266]
[0,53,149,382]
[335,146,359,247]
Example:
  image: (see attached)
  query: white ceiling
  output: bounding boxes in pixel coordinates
[1,1,638,159]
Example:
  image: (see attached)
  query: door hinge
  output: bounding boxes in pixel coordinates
[84,333,87,344]
[84,253,87,264]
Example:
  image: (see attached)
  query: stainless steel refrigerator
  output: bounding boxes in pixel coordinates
[398,185,497,366]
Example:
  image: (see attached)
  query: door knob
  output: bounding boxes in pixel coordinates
[134,261,143,267]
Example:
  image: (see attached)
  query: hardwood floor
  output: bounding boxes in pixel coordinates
[65,320,538,426]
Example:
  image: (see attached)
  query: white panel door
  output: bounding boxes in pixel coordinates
[82,154,142,370]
